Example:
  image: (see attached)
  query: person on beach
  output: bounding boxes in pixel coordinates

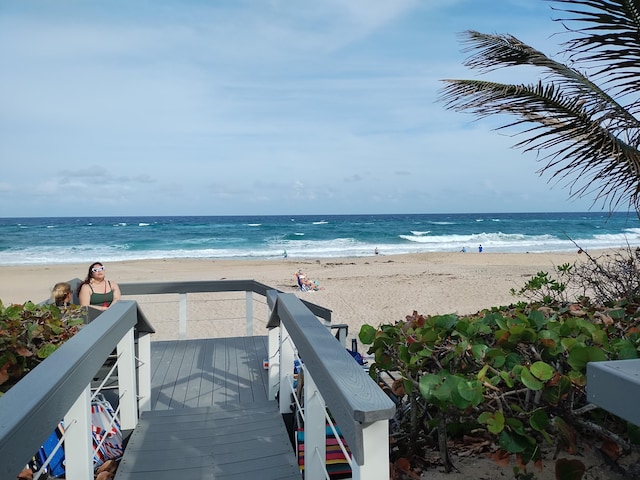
[295,269,322,291]
[78,262,121,311]
[51,282,73,306]
[478,244,483,253]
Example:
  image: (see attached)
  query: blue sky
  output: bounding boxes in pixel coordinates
[0,0,604,217]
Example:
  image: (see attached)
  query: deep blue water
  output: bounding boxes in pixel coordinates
[0,212,639,266]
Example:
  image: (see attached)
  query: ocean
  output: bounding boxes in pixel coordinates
[1,212,639,266]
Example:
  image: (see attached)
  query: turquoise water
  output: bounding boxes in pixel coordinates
[1,212,639,265]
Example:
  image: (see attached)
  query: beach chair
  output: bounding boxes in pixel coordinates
[295,273,311,292]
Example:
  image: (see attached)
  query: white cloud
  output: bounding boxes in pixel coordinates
[0,0,602,217]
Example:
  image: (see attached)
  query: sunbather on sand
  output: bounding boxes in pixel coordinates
[295,269,322,291]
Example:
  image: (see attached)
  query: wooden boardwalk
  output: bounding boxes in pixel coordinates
[115,337,301,480]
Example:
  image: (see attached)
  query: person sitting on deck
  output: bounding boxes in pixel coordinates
[78,262,121,312]
[51,282,73,306]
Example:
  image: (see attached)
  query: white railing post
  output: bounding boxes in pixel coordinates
[63,385,94,480]
[304,370,326,480]
[246,291,253,336]
[179,293,187,339]
[351,420,390,480]
[137,331,152,413]
[117,327,138,430]
[267,325,280,400]
[279,324,295,415]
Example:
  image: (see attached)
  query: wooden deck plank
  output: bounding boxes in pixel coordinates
[115,400,300,480]
[148,340,169,382]
[248,336,269,402]
[120,337,300,480]
[210,337,228,405]
[151,340,189,410]
[224,338,241,402]
[149,337,270,410]
[165,341,191,409]
[191,338,213,408]
[180,338,201,409]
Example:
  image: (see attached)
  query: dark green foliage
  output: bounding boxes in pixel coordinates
[0,300,86,393]
[360,297,640,476]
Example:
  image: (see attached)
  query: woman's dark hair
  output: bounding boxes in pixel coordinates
[76,262,103,295]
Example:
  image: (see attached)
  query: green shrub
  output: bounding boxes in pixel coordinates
[360,298,640,476]
[0,300,86,393]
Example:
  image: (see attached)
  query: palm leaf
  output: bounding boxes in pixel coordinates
[551,0,640,98]
[440,78,640,210]
[438,0,640,213]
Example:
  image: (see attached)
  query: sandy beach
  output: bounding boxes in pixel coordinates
[0,250,584,341]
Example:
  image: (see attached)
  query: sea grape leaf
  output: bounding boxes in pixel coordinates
[530,361,554,381]
[612,339,638,359]
[529,408,549,432]
[538,329,559,351]
[568,370,586,387]
[542,374,571,405]
[477,364,489,381]
[505,417,526,436]
[608,308,626,320]
[500,371,514,388]
[528,309,547,329]
[504,352,522,370]
[498,430,529,453]
[457,379,483,406]
[520,367,544,391]
[434,315,457,331]
[567,346,608,371]
[359,325,377,344]
[37,343,57,359]
[479,411,505,434]
[471,343,487,361]
[419,373,443,404]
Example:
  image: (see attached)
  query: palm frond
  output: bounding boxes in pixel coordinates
[459,31,640,144]
[440,79,640,211]
[550,0,640,96]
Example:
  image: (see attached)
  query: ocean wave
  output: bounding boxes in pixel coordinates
[2,213,640,266]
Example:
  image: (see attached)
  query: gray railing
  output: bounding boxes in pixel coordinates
[266,291,396,479]
[0,280,391,480]
[120,279,332,339]
[0,301,153,479]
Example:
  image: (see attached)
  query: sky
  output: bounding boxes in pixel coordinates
[0,0,609,217]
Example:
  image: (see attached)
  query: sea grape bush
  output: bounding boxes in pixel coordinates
[0,300,86,393]
[359,297,640,476]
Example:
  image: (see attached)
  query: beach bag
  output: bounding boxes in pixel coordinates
[32,395,123,478]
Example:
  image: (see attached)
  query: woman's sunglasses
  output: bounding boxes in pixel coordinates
[91,266,105,273]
